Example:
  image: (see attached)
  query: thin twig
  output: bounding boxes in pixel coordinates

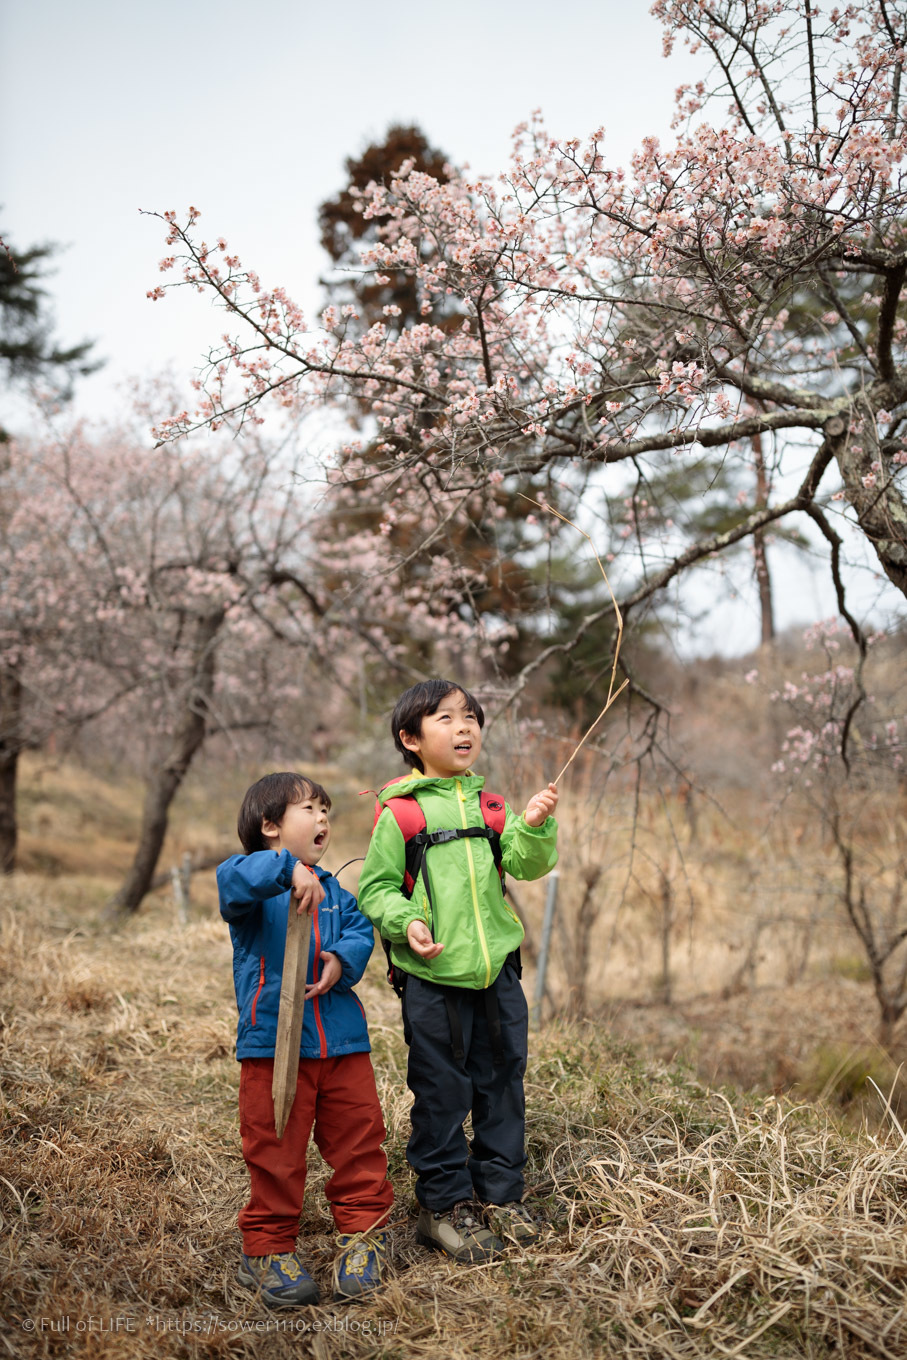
[518,494,625,783]
[552,678,629,784]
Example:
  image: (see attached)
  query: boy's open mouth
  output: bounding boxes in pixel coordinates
[314,832,327,846]
[454,743,471,754]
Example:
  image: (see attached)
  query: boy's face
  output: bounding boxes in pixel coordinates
[261,792,331,865]
[400,687,483,779]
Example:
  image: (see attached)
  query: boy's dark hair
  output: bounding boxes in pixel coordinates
[392,679,485,771]
[237,772,332,854]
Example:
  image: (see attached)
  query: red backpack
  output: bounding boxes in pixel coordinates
[368,778,508,993]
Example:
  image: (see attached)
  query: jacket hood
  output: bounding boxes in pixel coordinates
[376,770,485,805]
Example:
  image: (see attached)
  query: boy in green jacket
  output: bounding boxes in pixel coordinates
[358,679,558,1263]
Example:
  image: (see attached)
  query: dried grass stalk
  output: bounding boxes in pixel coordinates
[518,494,626,783]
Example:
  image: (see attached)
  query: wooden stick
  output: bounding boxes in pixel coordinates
[553,677,629,784]
[271,902,311,1139]
[518,494,626,783]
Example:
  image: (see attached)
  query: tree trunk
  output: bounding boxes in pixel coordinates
[878,998,901,1054]
[752,432,775,645]
[107,610,224,916]
[837,399,907,598]
[0,667,22,874]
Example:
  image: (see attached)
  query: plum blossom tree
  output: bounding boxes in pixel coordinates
[319,124,452,334]
[766,618,906,1047]
[0,437,121,871]
[1,412,344,907]
[146,1,907,695]
[314,125,573,699]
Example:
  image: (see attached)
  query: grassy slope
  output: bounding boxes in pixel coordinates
[2,755,907,1358]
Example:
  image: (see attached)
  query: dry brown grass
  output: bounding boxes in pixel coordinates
[4,708,907,1359]
[3,874,907,1359]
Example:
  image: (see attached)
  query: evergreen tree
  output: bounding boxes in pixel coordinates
[0,232,99,438]
[316,129,579,700]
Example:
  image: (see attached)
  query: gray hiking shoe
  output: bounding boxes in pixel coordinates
[237,1251,320,1307]
[416,1200,505,1262]
[332,1228,388,1300]
[485,1200,545,1246]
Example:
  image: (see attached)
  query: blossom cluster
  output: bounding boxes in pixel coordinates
[143,1,907,661]
[760,621,903,783]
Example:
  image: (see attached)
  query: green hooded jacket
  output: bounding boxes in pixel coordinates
[357,771,558,990]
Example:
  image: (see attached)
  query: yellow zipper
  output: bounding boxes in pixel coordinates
[457,780,492,988]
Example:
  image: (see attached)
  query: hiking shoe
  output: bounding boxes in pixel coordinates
[237,1252,319,1307]
[332,1228,388,1300]
[416,1200,505,1263]
[485,1200,545,1246]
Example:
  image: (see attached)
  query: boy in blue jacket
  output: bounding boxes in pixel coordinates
[217,772,393,1308]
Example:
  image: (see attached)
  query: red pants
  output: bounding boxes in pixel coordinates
[237,1053,393,1254]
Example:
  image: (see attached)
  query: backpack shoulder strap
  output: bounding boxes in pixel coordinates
[382,793,426,840]
[479,791,506,874]
[363,783,430,992]
[479,791,507,836]
[380,792,427,898]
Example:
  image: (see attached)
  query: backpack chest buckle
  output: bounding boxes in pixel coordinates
[424,828,460,846]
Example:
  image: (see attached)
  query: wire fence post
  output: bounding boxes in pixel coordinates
[172,851,192,926]
[531,869,559,1029]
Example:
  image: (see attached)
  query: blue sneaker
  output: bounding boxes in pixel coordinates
[237,1252,319,1307]
[332,1229,388,1300]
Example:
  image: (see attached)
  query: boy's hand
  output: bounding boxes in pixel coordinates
[291,862,325,915]
[523,782,559,828]
[407,920,444,959]
[305,950,341,999]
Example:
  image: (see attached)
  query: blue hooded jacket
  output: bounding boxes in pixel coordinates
[217,850,374,1061]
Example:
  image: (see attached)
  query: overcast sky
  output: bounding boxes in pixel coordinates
[2,1,902,652]
[2,0,699,417]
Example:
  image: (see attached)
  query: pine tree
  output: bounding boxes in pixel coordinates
[0,233,99,437]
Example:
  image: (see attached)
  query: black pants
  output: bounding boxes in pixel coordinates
[401,961,528,1211]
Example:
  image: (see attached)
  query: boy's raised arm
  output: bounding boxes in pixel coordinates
[217,849,301,920]
[500,786,560,882]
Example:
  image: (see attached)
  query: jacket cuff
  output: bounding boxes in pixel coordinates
[327,940,362,991]
[275,850,298,889]
[385,914,424,945]
[519,814,557,834]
